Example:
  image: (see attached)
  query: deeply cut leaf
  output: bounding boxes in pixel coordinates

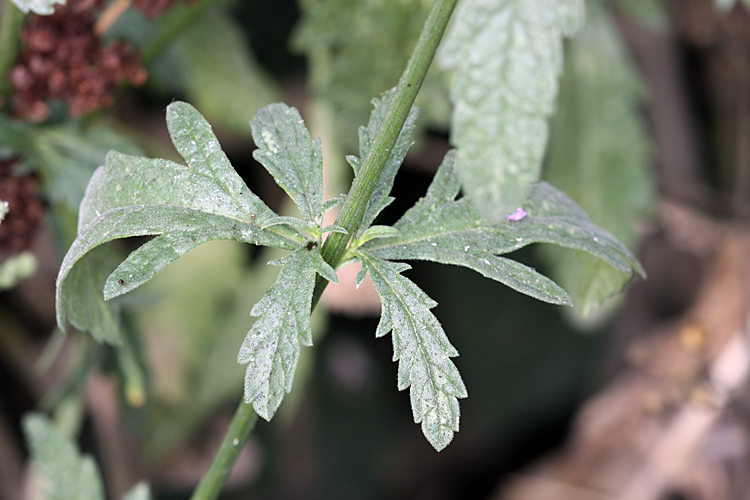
[23,413,152,500]
[362,150,644,305]
[56,102,303,335]
[438,0,584,220]
[347,88,419,238]
[238,246,337,421]
[541,0,653,317]
[251,103,325,226]
[23,413,106,500]
[356,252,467,451]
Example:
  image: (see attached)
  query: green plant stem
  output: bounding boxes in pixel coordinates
[311,0,458,309]
[189,399,258,500]
[142,0,215,66]
[189,2,457,498]
[0,0,24,99]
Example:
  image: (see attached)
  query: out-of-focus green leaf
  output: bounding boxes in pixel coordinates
[237,246,337,421]
[0,199,7,221]
[23,413,106,500]
[176,7,278,133]
[0,118,142,216]
[292,0,448,148]
[347,88,418,238]
[55,102,303,341]
[437,0,584,220]
[10,0,64,15]
[23,412,152,500]
[0,251,37,290]
[251,103,325,227]
[616,0,668,29]
[541,0,653,318]
[0,117,142,251]
[356,252,467,451]
[362,151,644,306]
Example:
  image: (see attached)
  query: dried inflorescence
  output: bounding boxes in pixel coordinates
[8,0,147,122]
[0,159,45,253]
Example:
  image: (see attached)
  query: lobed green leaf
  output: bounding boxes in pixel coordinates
[356,252,467,451]
[23,413,153,500]
[251,103,325,226]
[238,246,337,421]
[437,0,584,220]
[23,413,106,500]
[347,88,419,238]
[362,151,644,305]
[56,102,303,336]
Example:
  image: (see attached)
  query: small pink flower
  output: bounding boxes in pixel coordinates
[506,207,527,222]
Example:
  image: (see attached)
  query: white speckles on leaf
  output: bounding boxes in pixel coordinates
[360,150,642,307]
[260,130,279,154]
[56,102,304,337]
[237,246,336,421]
[357,252,467,451]
[251,104,324,226]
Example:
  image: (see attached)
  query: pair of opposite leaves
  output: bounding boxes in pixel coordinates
[56,95,642,451]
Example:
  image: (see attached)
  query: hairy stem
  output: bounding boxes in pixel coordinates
[311,0,458,309]
[189,400,258,500]
[189,1,457,498]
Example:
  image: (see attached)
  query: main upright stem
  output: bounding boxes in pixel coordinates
[311,0,458,309]
[190,1,457,498]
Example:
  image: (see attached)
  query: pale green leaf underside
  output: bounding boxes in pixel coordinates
[23,413,106,500]
[541,0,653,316]
[62,245,121,344]
[438,0,584,220]
[251,103,324,226]
[238,246,336,421]
[349,88,419,238]
[357,252,467,451]
[362,151,644,305]
[0,199,8,221]
[56,102,303,333]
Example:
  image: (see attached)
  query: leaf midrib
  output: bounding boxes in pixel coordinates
[365,258,445,428]
[85,204,305,245]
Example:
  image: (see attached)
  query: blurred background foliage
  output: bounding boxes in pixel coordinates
[1,0,749,499]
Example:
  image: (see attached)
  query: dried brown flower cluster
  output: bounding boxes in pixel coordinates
[8,0,147,122]
[0,159,45,253]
